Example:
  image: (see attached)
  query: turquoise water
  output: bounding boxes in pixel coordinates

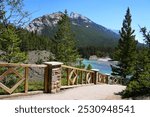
[82,59,112,75]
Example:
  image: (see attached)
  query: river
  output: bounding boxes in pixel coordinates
[82,59,113,75]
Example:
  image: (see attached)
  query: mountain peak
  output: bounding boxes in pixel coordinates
[70,12,92,23]
[26,12,63,33]
[44,11,63,18]
[70,12,82,19]
[26,11,119,47]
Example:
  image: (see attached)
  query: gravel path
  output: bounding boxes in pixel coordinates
[6,84,126,100]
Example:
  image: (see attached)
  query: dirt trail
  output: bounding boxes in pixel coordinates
[4,84,126,100]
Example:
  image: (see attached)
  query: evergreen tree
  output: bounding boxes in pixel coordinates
[0,25,26,63]
[79,60,85,69]
[111,8,137,82]
[140,27,150,49]
[0,0,28,63]
[54,10,79,65]
[123,28,150,97]
[87,64,92,70]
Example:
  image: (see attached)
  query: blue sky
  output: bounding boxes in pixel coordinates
[24,0,150,43]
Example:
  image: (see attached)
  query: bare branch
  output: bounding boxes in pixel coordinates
[0,0,30,27]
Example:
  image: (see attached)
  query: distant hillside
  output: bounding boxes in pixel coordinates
[26,12,119,48]
[112,29,119,34]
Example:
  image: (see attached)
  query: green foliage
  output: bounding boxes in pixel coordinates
[0,25,26,63]
[54,10,79,65]
[36,12,119,49]
[111,8,137,80]
[17,29,53,52]
[87,64,92,70]
[0,0,28,63]
[140,27,150,48]
[28,80,44,91]
[71,23,119,48]
[75,59,85,69]
[1,74,19,88]
[0,80,44,95]
[29,12,119,58]
[78,46,114,59]
[78,60,85,69]
[61,77,68,86]
[123,27,150,98]
[0,1,28,94]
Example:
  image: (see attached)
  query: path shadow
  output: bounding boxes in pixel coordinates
[114,90,125,99]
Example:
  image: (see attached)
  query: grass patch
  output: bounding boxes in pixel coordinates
[0,79,44,95]
[61,78,68,86]
[28,80,44,91]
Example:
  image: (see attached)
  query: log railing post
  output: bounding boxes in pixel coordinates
[92,69,99,85]
[44,65,49,93]
[67,68,70,86]
[24,67,29,93]
[81,71,83,84]
[105,75,109,84]
[44,62,63,93]
[85,72,87,84]
[76,70,78,85]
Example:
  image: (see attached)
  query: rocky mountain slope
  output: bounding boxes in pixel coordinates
[26,12,119,47]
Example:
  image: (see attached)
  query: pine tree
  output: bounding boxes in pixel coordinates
[111,8,137,82]
[87,64,92,70]
[123,28,150,97]
[0,0,28,63]
[0,25,26,63]
[54,10,79,65]
[140,27,150,49]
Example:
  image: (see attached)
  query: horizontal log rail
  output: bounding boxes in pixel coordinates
[62,65,94,73]
[0,62,47,94]
[61,65,94,86]
[0,61,123,96]
[0,62,47,68]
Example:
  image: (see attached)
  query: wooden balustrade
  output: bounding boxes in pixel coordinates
[0,62,47,94]
[0,62,122,96]
[108,76,123,84]
[61,65,94,86]
[97,73,109,84]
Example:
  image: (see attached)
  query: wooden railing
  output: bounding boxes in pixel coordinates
[0,62,46,94]
[108,76,123,85]
[0,62,122,96]
[97,73,123,84]
[97,73,109,84]
[61,65,95,86]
